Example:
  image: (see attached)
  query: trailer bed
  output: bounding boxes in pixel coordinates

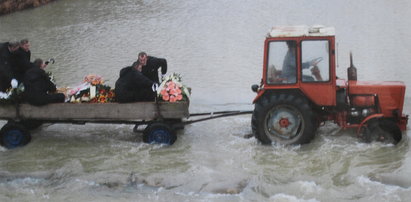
[0,102,189,123]
[0,102,255,148]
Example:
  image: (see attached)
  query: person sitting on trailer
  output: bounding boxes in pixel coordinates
[23,59,65,106]
[115,60,158,103]
[134,51,167,83]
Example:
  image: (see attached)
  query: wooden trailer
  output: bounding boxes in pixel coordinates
[0,102,189,149]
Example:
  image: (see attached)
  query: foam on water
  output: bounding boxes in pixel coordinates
[270,193,319,202]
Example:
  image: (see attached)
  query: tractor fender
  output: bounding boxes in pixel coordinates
[252,89,266,103]
[356,113,384,135]
[253,89,307,104]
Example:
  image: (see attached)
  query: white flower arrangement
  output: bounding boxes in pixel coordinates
[0,79,25,104]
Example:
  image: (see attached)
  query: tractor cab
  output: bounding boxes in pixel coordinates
[254,25,337,106]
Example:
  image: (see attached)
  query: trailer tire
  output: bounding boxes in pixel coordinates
[0,122,31,149]
[143,123,176,145]
[252,93,317,145]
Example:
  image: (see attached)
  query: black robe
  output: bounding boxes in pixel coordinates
[115,66,155,103]
[137,56,167,84]
[0,42,14,91]
[11,47,31,83]
[23,66,65,106]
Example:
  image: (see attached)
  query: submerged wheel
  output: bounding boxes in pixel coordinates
[252,93,317,145]
[362,118,402,145]
[143,123,176,145]
[0,122,31,149]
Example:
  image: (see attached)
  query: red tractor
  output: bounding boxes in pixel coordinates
[251,25,408,145]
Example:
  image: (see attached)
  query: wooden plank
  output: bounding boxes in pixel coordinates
[0,102,189,122]
[0,104,17,119]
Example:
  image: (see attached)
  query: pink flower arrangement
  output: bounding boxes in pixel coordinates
[157,73,190,102]
[160,81,183,102]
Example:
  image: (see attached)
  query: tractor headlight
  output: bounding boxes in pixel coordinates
[362,109,370,117]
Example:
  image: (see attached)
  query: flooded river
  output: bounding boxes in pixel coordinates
[1,0,411,201]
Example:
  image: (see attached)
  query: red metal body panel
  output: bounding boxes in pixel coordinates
[352,95,375,107]
[348,80,406,117]
[300,82,336,106]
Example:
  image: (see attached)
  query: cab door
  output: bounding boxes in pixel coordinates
[299,37,336,106]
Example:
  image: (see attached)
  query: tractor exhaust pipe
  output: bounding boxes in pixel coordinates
[347,52,357,81]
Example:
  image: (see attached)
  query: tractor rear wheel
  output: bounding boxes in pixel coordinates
[252,93,317,145]
[362,118,402,145]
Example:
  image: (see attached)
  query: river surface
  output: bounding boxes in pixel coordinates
[1,0,411,201]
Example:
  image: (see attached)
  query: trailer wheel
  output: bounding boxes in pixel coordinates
[143,123,176,145]
[362,118,402,145]
[0,122,31,149]
[252,93,317,145]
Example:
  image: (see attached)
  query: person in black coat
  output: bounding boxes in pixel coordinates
[23,59,65,106]
[115,60,157,103]
[11,39,32,83]
[0,41,20,92]
[135,52,167,84]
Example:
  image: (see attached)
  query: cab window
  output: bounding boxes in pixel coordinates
[301,40,330,82]
[266,41,297,84]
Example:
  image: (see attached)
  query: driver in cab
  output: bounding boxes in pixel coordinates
[281,41,322,83]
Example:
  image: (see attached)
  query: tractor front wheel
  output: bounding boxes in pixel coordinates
[362,118,402,145]
[252,93,317,145]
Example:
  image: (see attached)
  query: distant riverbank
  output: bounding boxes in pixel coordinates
[0,0,57,16]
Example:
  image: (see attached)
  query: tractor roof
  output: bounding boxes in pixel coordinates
[268,25,335,38]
